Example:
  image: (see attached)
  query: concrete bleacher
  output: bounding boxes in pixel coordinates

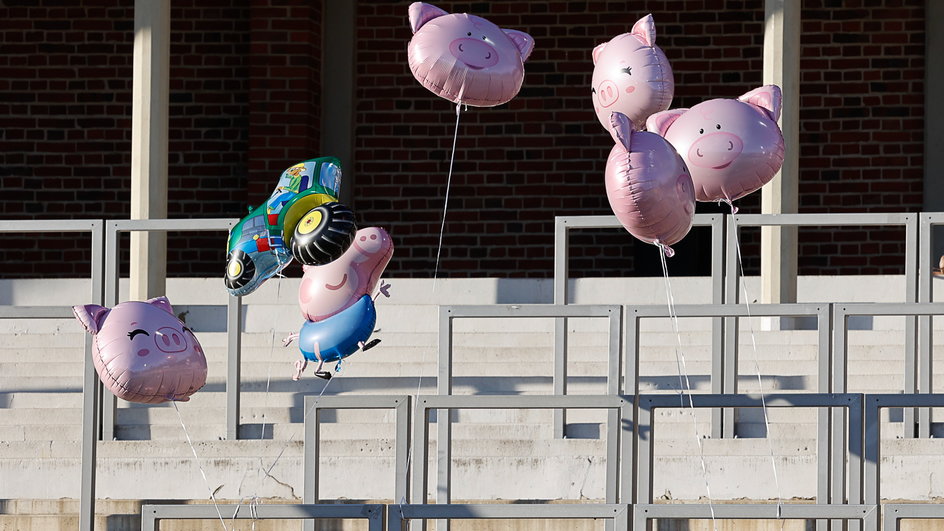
[2,275,944,529]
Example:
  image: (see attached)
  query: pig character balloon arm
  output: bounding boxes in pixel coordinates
[610,112,635,150]
[374,280,392,301]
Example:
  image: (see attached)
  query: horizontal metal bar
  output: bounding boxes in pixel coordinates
[732,213,914,226]
[442,304,620,319]
[0,219,101,232]
[392,503,627,519]
[868,393,944,408]
[639,393,861,410]
[304,395,409,410]
[416,394,629,410]
[628,303,827,318]
[142,503,384,519]
[0,306,76,319]
[555,213,721,229]
[635,503,876,520]
[883,503,944,520]
[834,302,944,316]
[107,218,238,232]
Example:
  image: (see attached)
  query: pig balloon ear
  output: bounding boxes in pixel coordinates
[591,42,607,65]
[145,296,175,316]
[408,2,448,34]
[610,112,634,151]
[738,85,782,122]
[646,108,686,136]
[73,304,110,335]
[631,14,656,47]
[503,29,534,61]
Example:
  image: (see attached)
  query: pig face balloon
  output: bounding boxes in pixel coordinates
[646,85,785,203]
[591,14,674,141]
[605,112,695,256]
[407,2,535,107]
[73,296,207,404]
[298,227,394,322]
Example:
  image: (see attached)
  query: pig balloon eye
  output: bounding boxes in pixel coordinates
[699,128,704,134]
[716,124,721,129]
[482,35,487,40]
[467,32,472,36]
[591,87,596,94]
[128,329,149,340]
[620,66,632,75]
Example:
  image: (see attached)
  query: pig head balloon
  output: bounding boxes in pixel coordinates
[73,296,207,404]
[647,85,785,203]
[298,227,394,322]
[592,14,674,141]
[407,2,535,107]
[605,112,695,256]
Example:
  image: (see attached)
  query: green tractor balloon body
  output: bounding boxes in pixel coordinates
[224,157,356,296]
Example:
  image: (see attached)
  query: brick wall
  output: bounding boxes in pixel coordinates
[0,0,926,279]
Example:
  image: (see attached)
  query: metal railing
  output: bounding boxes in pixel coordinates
[554,214,725,438]
[140,503,385,530]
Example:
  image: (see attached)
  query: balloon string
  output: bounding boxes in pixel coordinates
[726,203,785,525]
[657,243,718,530]
[432,102,463,293]
[172,400,228,531]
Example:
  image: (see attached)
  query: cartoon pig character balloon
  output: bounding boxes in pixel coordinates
[407,2,535,107]
[591,14,674,141]
[73,297,207,404]
[605,112,695,256]
[647,85,785,204]
[298,226,394,322]
[288,227,394,380]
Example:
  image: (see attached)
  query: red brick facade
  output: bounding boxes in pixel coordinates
[0,0,926,279]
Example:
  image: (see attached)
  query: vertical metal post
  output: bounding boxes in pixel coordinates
[80,221,105,531]
[723,217,741,437]
[226,293,242,440]
[102,221,120,441]
[624,309,639,398]
[847,395,864,513]
[636,398,653,505]
[396,397,412,505]
[619,399,635,507]
[831,306,849,530]
[918,215,933,437]
[816,304,832,531]
[302,402,320,531]
[437,309,453,531]
[710,214,726,438]
[412,400,430,531]
[903,214,918,437]
[604,309,621,531]
[553,217,569,438]
[863,396,881,531]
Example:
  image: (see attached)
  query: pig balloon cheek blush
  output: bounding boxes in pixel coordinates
[407,2,534,107]
[72,296,208,404]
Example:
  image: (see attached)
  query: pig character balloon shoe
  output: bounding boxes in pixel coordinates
[646,85,785,204]
[407,2,534,107]
[73,296,208,403]
[591,14,674,141]
[285,227,394,380]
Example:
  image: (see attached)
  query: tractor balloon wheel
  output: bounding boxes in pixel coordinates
[289,202,357,265]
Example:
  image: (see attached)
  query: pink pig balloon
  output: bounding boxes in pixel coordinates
[298,227,394,322]
[605,112,695,256]
[72,296,207,404]
[407,2,535,107]
[646,85,785,203]
[591,14,674,141]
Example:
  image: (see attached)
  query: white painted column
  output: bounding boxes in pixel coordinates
[761,0,800,328]
[130,0,170,300]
